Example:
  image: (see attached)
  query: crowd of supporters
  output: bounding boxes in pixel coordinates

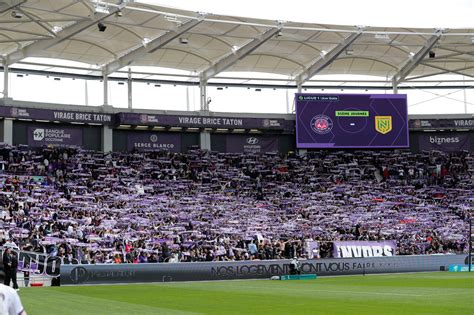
[0,145,472,264]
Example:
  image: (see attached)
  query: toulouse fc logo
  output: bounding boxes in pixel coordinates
[310,115,333,134]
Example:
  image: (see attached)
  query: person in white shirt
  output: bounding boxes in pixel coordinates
[289,257,301,275]
[0,284,27,315]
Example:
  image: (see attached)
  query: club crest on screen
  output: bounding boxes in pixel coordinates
[375,116,392,134]
[310,115,333,134]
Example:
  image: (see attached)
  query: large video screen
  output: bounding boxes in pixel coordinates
[296,93,409,148]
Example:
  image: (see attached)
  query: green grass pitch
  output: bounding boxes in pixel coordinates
[20,272,473,315]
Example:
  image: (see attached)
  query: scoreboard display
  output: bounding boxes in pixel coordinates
[296,93,409,148]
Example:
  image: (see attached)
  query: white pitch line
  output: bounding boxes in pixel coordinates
[228,285,473,298]
[229,285,427,297]
[60,271,474,287]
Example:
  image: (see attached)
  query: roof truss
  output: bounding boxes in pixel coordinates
[5,3,126,65]
[104,14,206,75]
[200,26,282,82]
[295,29,363,85]
[392,30,443,85]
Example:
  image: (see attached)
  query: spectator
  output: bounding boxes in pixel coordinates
[0,146,470,263]
[2,248,19,291]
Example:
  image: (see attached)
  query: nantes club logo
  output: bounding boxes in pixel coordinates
[375,116,392,134]
[310,115,333,134]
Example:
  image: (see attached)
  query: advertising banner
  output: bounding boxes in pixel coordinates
[1,105,472,132]
[27,126,83,147]
[410,118,474,130]
[448,264,474,272]
[225,135,278,153]
[0,106,113,124]
[60,255,466,285]
[127,133,181,152]
[118,113,293,131]
[0,106,293,130]
[296,94,409,148]
[418,133,471,151]
[332,240,397,258]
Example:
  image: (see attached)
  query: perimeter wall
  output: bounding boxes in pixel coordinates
[60,254,467,285]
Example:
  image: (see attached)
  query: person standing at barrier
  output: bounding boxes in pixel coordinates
[2,248,19,291]
[22,264,29,288]
[0,283,27,315]
[289,257,301,275]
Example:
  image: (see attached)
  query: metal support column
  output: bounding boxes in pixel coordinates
[463,76,467,114]
[127,68,132,109]
[101,125,113,153]
[103,71,109,106]
[186,86,191,111]
[3,62,9,98]
[286,89,290,114]
[84,80,89,106]
[200,81,208,111]
[2,119,13,145]
[200,131,211,151]
[392,77,398,94]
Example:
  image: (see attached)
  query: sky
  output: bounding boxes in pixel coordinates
[138,0,474,28]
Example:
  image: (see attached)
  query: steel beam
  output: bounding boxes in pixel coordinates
[0,0,25,14]
[104,15,205,75]
[200,26,282,82]
[17,7,57,37]
[5,3,125,65]
[392,30,443,85]
[419,62,474,79]
[295,30,362,85]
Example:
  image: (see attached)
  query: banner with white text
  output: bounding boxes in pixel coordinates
[333,240,397,258]
[27,126,83,147]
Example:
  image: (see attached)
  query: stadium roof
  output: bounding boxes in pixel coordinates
[0,0,473,85]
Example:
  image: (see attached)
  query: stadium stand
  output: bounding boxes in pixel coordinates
[0,145,471,264]
[0,1,472,313]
